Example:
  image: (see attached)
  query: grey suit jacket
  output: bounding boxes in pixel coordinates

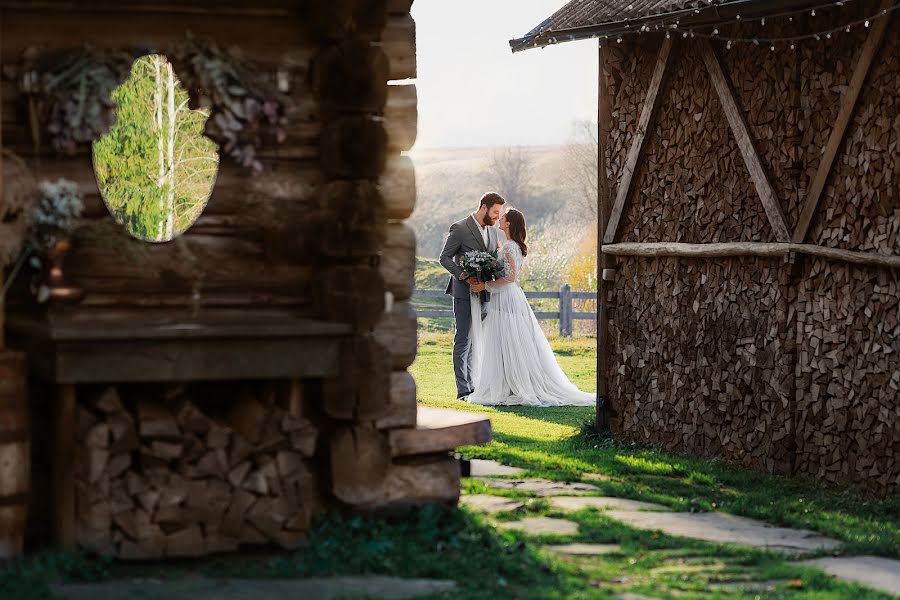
[439,215,499,299]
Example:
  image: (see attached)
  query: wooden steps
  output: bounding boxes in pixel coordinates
[389,406,492,457]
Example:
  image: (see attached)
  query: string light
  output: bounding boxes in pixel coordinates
[529,0,895,53]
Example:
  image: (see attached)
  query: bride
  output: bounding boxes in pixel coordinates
[466,208,595,407]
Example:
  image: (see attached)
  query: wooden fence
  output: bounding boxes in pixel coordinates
[413,285,596,336]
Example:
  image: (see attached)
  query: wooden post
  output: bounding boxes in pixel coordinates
[55,384,76,550]
[596,39,613,431]
[559,284,572,337]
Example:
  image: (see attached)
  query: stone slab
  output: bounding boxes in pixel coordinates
[550,496,669,512]
[796,556,900,596]
[460,494,525,514]
[496,517,579,536]
[582,473,615,482]
[479,478,600,496]
[605,510,842,556]
[468,459,525,477]
[51,576,457,600]
[546,543,622,556]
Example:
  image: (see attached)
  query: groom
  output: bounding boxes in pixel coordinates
[439,192,505,401]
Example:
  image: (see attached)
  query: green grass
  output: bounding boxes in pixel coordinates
[411,332,900,559]
[3,332,897,599]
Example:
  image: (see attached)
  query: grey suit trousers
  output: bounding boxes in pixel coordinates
[452,295,474,397]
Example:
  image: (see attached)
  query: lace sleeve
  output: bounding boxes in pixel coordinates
[486,245,517,290]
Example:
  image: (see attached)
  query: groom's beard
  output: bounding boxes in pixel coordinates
[482,215,497,226]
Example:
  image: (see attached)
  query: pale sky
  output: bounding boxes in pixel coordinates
[407,0,598,149]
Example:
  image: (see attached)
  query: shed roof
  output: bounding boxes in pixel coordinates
[509,0,821,52]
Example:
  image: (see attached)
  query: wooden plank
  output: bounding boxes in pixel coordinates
[792,0,893,243]
[698,39,790,242]
[389,406,492,457]
[602,37,673,245]
[602,242,900,268]
[55,384,75,549]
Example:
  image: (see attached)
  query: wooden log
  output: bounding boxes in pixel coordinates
[165,524,205,558]
[384,84,417,151]
[330,425,390,505]
[379,155,416,220]
[0,351,29,558]
[303,0,354,41]
[388,406,492,457]
[382,14,416,80]
[380,222,416,301]
[323,334,390,421]
[320,116,388,178]
[55,384,76,550]
[318,264,385,329]
[387,0,413,16]
[376,370,417,429]
[2,10,313,61]
[603,36,673,245]
[376,455,460,507]
[601,242,900,268]
[792,0,893,243]
[137,401,179,439]
[311,40,389,113]
[698,39,789,241]
[314,181,386,259]
[374,300,417,369]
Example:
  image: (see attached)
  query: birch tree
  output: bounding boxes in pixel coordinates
[93,54,219,242]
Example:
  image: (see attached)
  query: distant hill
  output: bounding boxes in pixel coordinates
[408,145,587,260]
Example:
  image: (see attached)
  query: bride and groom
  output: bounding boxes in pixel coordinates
[439,192,595,407]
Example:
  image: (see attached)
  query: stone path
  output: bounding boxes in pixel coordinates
[463,459,900,597]
[478,477,601,495]
[795,556,900,597]
[459,494,524,514]
[549,496,669,512]
[496,516,579,536]
[467,458,525,476]
[605,510,842,556]
[51,576,457,600]
[546,543,622,556]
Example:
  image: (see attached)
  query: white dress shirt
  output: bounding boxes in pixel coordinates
[472,214,488,248]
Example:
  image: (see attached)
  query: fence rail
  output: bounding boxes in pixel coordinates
[414,285,597,336]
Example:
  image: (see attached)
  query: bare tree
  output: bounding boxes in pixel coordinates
[562,120,598,219]
[487,146,532,203]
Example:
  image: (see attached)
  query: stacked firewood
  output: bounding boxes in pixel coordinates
[74,386,319,558]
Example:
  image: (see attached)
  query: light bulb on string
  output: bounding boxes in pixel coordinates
[811,9,816,16]
[865,20,870,27]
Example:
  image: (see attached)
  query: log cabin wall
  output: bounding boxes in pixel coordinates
[1,0,427,556]
[602,4,898,493]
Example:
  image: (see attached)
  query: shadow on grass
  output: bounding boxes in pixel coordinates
[462,425,900,558]
[0,506,587,600]
[492,405,594,428]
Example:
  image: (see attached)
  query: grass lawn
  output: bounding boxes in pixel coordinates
[412,331,900,560]
[3,332,897,599]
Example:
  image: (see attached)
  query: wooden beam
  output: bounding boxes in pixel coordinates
[602,241,900,269]
[698,39,790,242]
[792,0,893,243]
[596,40,612,432]
[389,406,492,457]
[602,36,673,245]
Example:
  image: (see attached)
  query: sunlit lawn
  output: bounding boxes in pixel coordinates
[411,331,900,559]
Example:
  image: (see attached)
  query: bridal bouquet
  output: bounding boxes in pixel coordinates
[459,249,505,284]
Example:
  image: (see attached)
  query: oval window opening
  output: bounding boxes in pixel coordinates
[93,54,219,242]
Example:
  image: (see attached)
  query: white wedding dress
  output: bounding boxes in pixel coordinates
[466,240,596,407]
